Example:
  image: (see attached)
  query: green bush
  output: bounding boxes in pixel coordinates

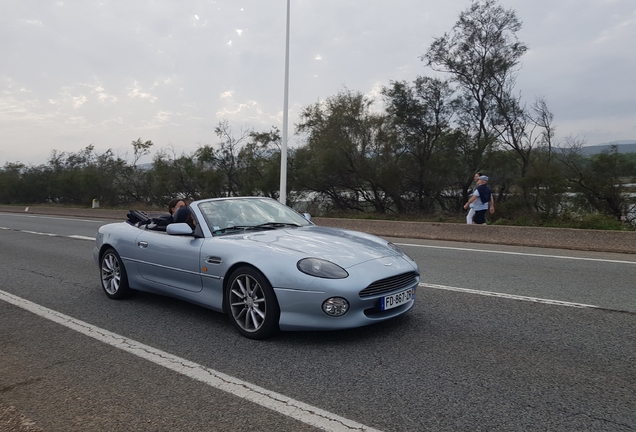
[492,211,629,230]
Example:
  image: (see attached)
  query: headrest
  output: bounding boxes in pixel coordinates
[173,206,192,224]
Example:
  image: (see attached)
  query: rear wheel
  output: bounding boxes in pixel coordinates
[226,266,280,339]
[100,248,133,299]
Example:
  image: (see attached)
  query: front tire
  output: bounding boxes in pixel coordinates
[226,266,280,339]
[100,248,133,299]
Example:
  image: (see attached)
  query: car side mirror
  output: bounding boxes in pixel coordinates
[166,223,194,235]
[303,213,311,222]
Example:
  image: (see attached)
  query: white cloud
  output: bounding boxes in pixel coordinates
[365,82,385,112]
[0,96,39,117]
[23,19,44,27]
[127,83,157,103]
[594,12,636,43]
[150,110,177,126]
[79,82,118,104]
[72,95,87,109]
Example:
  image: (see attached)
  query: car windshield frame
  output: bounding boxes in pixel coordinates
[196,197,312,236]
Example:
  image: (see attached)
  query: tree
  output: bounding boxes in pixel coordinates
[146,145,224,202]
[422,0,528,203]
[382,77,455,213]
[296,89,399,213]
[561,144,636,221]
[531,97,556,161]
[239,128,283,198]
[130,138,153,167]
[113,139,154,203]
[214,120,251,197]
[0,163,36,204]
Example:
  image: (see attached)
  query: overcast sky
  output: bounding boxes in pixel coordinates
[1,0,635,166]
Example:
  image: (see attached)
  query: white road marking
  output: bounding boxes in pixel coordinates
[397,243,636,265]
[68,235,95,241]
[0,212,106,223]
[420,282,601,309]
[0,226,94,242]
[0,289,381,432]
[20,230,57,236]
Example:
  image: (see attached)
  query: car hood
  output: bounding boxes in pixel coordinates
[238,225,403,268]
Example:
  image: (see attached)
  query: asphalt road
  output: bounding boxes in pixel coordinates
[1,213,635,431]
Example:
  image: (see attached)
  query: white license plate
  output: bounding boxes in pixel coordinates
[381,288,413,311]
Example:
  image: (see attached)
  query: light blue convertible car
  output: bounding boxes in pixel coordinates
[94,197,419,339]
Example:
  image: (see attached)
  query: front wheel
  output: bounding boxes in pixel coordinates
[100,248,133,299]
[226,266,280,339]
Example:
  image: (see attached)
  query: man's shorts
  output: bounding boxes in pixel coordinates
[473,210,487,224]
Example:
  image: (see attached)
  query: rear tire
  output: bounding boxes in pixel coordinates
[100,248,133,299]
[226,266,280,339]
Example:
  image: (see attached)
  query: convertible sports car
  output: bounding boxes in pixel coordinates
[94,197,419,339]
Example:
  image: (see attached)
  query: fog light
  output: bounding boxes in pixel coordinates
[322,297,349,317]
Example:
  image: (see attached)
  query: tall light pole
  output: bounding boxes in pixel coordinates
[279,0,290,205]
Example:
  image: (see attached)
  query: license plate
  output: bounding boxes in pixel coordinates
[381,288,413,311]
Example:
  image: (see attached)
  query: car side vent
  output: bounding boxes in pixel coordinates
[359,272,418,298]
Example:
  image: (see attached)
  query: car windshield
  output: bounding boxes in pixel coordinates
[196,198,312,235]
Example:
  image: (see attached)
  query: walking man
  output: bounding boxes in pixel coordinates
[463,175,495,225]
[466,171,482,224]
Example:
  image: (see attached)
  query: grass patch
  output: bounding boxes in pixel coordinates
[491,212,630,231]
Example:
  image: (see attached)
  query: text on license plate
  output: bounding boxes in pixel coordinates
[381,288,413,311]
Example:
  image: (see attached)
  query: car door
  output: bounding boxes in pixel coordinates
[133,230,204,292]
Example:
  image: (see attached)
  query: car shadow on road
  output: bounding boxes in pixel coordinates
[272,313,417,346]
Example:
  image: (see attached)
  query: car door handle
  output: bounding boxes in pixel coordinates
[205,256,222,264]
[138,241,148,248]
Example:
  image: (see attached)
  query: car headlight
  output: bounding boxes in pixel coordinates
[322,297,349,317]
[297,258,349,279]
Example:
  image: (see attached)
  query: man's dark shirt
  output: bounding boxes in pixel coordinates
[476,184,492,206]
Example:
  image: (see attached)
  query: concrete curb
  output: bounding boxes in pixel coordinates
[1,205,634,254]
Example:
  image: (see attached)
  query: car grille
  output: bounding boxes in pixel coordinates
[359,271,418,298]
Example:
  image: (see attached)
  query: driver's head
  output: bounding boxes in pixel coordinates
[168,198,186,215]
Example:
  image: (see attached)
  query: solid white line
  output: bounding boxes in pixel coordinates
[397,243,636,265]
[419,282,601,309]
[0,289,381,432]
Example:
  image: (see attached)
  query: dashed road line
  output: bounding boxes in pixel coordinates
[68,235,95,241]
[0,226,94,242]
[20,230,57,236]
[1,213,106,223]
[397,242,636,265]
[420,282,601,309]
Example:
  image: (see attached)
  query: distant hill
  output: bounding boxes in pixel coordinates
[581,140,636,156]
